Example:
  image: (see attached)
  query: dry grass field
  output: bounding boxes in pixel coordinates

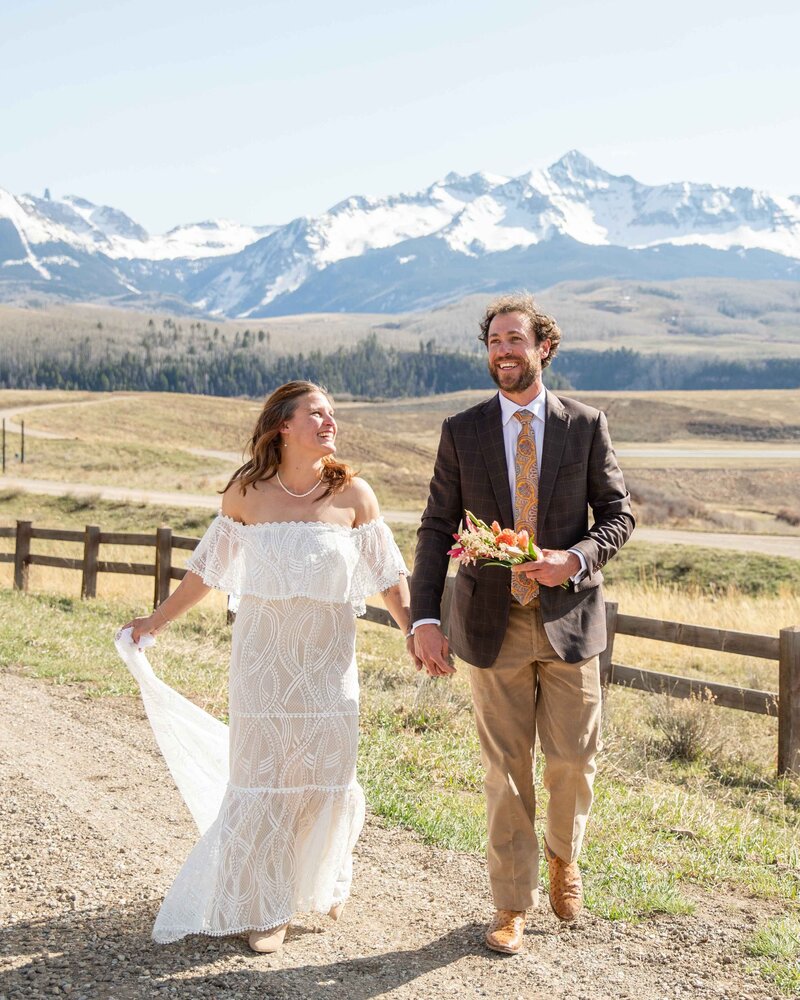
[1,388,798,761]
[3,386,799,525]
[535,278,800,358]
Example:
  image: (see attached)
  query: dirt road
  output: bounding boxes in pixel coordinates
[0,397,133,440]
[0,668,785,1000]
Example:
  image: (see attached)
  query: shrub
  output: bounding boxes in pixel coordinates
[777,507,800,527]
[648,690,720,762]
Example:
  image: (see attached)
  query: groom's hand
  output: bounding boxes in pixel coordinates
[406,634,424,672]
[512,549,580,588]
[414,623,456,677]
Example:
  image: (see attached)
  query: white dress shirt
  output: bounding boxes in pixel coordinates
[497,385,547,498]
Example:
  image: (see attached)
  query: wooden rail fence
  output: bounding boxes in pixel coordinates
[2,519,799,776]
[0,520,196,609]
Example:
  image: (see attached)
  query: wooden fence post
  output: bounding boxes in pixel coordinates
[778,625,800,776]
[599,601,619,688]
[81,525,101,599]
[154,527,173,609]
[13,520,32,592]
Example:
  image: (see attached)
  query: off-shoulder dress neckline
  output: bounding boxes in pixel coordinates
[216,512,385,534]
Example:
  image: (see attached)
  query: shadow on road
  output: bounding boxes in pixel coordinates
[1,901,543,999]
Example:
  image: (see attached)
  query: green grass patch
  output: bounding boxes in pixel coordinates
[746,917,800,995]
[582,858,692,921]
[604,541,800,596]
[360,716,487,853]
[0,589,230,708]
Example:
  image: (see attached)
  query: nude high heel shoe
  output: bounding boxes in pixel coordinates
[328,902,345,921]
[248,922,289,953]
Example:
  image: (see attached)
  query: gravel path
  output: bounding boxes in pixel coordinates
[0,669,787,1000]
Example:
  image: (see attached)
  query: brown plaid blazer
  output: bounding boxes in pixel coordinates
[411,391,634,666]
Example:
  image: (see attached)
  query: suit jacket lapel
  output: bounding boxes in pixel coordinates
[476,395,514,527]
[538,391,570,529]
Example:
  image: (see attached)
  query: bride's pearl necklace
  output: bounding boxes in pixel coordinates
[275,470,323,498]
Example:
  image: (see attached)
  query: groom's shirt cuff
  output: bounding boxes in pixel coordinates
[567,548,588,583]
[411,618,441,632]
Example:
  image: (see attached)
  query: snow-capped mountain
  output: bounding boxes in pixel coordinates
[1,151,799,316]
[0,189,273,267]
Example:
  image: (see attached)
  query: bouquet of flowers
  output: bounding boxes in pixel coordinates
[447,510,541,569]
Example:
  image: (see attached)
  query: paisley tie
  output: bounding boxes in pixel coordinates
[511,409,539,605]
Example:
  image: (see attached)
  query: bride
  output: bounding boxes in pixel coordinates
[123,380,412,953]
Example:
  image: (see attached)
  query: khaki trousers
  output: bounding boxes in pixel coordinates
[469,600,602,911]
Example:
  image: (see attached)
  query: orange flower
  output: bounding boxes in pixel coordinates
[495,529,517,546]
[517,528,529,550]
[491,520,502,536]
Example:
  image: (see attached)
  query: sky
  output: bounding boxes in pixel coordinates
[1,0,798,234]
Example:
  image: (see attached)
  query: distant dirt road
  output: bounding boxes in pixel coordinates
[627,528,800,560]
[2,476,221,512]
[0,396,137,439]
[5,475,800,559]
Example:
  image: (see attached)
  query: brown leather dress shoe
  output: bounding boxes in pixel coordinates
[485,909,526,954]
[544,841,583,921]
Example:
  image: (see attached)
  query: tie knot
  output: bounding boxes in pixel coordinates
[514,409,533,427]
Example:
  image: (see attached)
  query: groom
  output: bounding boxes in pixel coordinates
[410,292,634,954]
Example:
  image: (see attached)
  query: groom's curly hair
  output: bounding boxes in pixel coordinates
[478,291,561,369]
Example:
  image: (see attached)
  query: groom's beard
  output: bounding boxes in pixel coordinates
[488,354,540,394]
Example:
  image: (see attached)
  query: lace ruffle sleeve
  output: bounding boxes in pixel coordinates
[185,516,247,594]
[349,518,408,616]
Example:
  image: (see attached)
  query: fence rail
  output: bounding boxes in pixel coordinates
[3,519,799,775]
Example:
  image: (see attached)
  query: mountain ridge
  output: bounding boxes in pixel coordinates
[2,151,799,317]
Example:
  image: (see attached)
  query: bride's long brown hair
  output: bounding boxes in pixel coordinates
[222,381,354,500]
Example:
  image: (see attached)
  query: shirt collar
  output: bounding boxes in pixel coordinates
[498,386,547,427]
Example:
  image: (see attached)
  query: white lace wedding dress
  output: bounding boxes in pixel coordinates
[115,514,407,943]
